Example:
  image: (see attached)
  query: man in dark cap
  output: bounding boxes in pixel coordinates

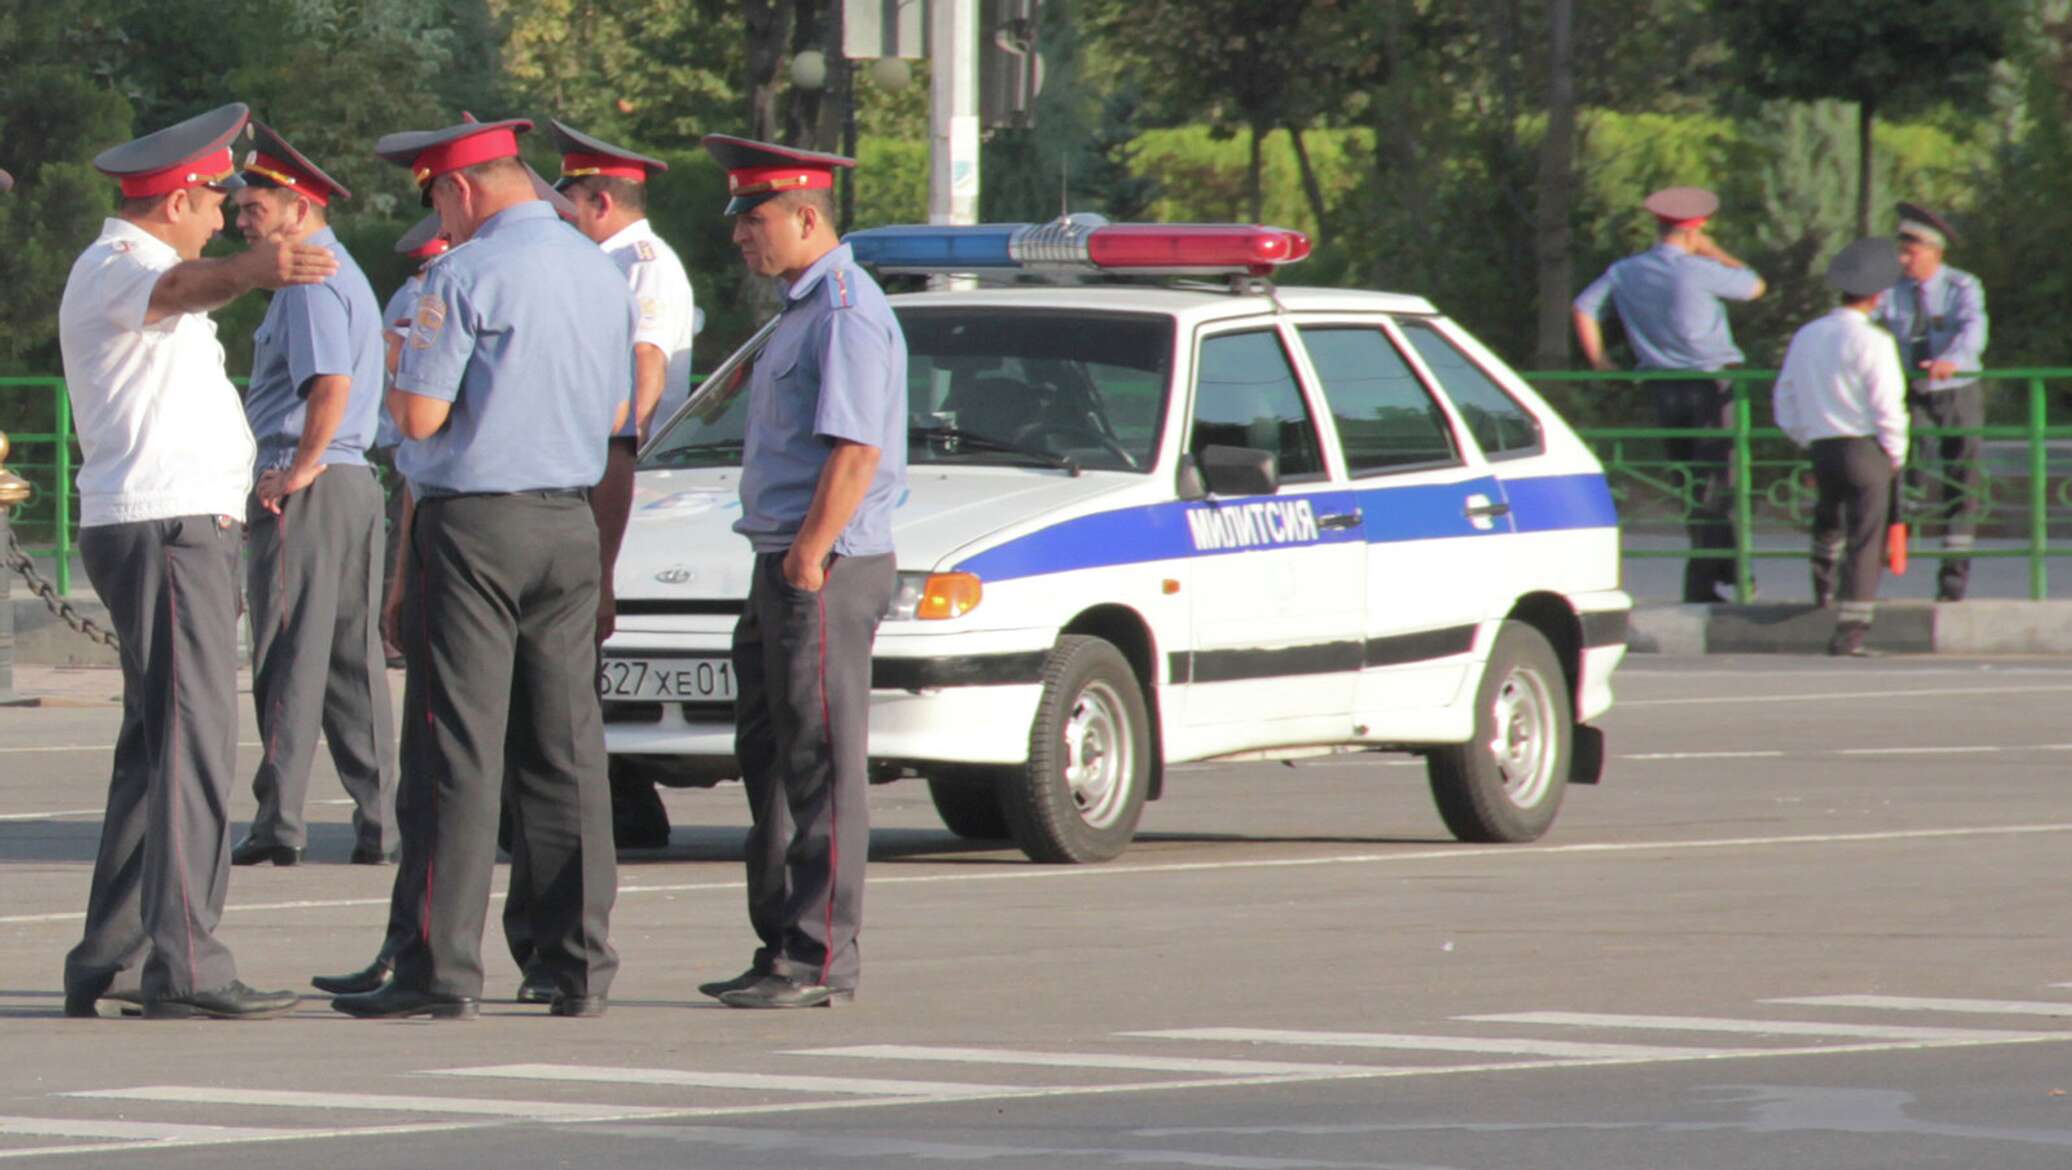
[1573,186,1767,603]
[228,122,397,870]
[693,134,906,1010]
[328,117,633,1021]
[1773,239,1909,657]
[1874,201,1988,602]
[58,102,333,1020]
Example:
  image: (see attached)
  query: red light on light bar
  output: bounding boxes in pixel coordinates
[1085,225,1312,274]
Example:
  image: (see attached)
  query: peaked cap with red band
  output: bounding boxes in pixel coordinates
[94,103,250,199]
[1642,185,1719,230]
[702,133,855,215]
[547,119,667,189]
[394,211,450,260]
[240,120,351,206]
[375,118,533,206]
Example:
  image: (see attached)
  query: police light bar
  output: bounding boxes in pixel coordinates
[844,214,1312,277]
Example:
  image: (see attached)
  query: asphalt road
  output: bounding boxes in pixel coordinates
[4,656,2072,1168]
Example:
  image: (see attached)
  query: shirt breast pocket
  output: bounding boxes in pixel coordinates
[764,351,821,434]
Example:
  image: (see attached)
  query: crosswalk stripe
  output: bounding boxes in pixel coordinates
[0,1115,286,1141]
[1462,1011,2062,1042]
[1764,994,2072,1017]
[1121,1027,1753,1061]
[427,1063,1024,1097]
[788,1045,1388,1077]
[61,1086,678,1121]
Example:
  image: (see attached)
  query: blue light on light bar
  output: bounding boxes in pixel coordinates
[845,224,1022,270]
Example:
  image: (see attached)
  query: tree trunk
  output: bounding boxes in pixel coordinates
[745,0,786,143]
[1533,0,1576,371]
[1856,97,1876,239]
[1285,121,1329,241]
[1247,122,1264,224]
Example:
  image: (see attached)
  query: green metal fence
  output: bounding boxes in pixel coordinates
[9,368,2072,603]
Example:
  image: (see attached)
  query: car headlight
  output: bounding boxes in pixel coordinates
[885,571,983,621]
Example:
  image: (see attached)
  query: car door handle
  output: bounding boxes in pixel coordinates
[1463,501,1511,518]
[1317,510,1363,530]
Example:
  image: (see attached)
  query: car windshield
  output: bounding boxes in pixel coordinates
[642,308,1174,474]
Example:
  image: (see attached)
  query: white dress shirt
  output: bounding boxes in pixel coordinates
[58,218,256,527]
[600,218,697,436]
[1771,306,1908,466]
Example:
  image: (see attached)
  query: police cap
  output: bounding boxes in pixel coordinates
[702,133,854,215]
[94,103,250,198]
[394,211,450,260]
[1895,201,1955,250]
[375,118,532,206]
[1642,186,1719,227]
[241,120,351,206]
[547,119,667,191]
[1826,237,1902,298]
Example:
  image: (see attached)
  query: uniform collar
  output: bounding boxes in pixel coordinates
[474,199,557,241]
[598,217,655,253]
[785,241,853,302]
[305,225,339,249]
[102,216,179,263]
[1904,265,1946,292]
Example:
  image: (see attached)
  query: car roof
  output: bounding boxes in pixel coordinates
[887,283,1441,324]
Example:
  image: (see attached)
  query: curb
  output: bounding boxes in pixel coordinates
[1629,600,2072,655]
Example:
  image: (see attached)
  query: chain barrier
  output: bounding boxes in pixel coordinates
[3,524,118,649]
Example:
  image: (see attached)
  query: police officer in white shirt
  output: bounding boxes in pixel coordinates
[1772,238,1909,658]
[57,102,336,1020]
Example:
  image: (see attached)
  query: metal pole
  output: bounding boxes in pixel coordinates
[928,0,980,289]
[55,382,72,597]
[0,429,31,706]
[1732,377,1754,603]
[2031,377,2048,601]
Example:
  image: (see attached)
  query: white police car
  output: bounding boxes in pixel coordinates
[602,217,1629,863]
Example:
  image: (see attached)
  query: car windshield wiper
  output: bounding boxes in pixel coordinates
[908,425,1080,475]
[644,439,744,467]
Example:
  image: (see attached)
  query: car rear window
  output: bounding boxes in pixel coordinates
[1396,320,1544,460]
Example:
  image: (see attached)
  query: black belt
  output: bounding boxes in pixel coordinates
[419,487,587,502]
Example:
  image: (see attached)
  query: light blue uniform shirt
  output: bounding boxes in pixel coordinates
[372,276,423,450]
[735,242,908,557]
[394,201,637,495]
[1573,243,1763,371]
[1873,264,1987,391]
[244,227,384,470]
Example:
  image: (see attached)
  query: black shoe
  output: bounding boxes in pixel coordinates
[549,994,607,1018]
[697,966,768,1000]
[231,838,301,867]
[1827,624,1879,658]
[719,975,840,1010]
[62,984,145,1019]
[145,981,300,1020]
[331,983,478,1020]
[311,960,392,996]
[515,970,556,1005]
[349,844,396,865]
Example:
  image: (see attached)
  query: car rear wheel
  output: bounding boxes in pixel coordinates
[1000,635,1151,864]
[926,772,1013,840]
[1426,620,1571,843]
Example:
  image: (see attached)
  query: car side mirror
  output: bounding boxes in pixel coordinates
[1195,445,1279,498]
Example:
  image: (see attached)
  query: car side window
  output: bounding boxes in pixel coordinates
[1189,330,1325,481]
[1297,325,1459,475]
[1397,320,1544,460]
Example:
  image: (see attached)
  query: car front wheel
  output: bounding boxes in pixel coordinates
[1000,635,1151,864]
[1426,620,1571,843]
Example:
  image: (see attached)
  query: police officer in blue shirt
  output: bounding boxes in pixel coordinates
[694,135,906,1010]
[1573,186,1767,602]
[1875,201,1989,602]
[328,118,635,1021]
[228,123,397,869]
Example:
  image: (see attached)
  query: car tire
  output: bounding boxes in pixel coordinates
[1426,620,1571,843]
[610,758,672,850]
[999,635,1151,864]
[926,772,1012,840]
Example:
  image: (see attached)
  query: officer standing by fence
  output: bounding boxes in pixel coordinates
[1875,202,1989,602]
[1573,186,1767,603]
[1773,239,1909,658]
[329,117,634,1021]
[694,135,906,1010]
[57,103,330,1020]
[229,123,397,869]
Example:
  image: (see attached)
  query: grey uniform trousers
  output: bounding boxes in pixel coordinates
[1906,383,1982,600]
[64,515,245,998]
[244,466,396,853]
[382,493,618,1000]
[1809,436,1893,626]
[732,550,895,992]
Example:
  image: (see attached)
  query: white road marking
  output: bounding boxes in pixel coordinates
[1123,1027,1751,1061]
[1765,994,2072,1017]
[1622,684,2072,708]
[1838,744,2072,756]
[0,808,102,822]
[0,741,262,755]
[0,1120,490,1162]
[1462,1010,2064,1043]
[788,1045,1395,1077]
[61,1086,679,1122]
[428,1063,1025,1097]
[0,1116,284,1141]
[10,821,2072,927]
[1619,751,1785,761]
